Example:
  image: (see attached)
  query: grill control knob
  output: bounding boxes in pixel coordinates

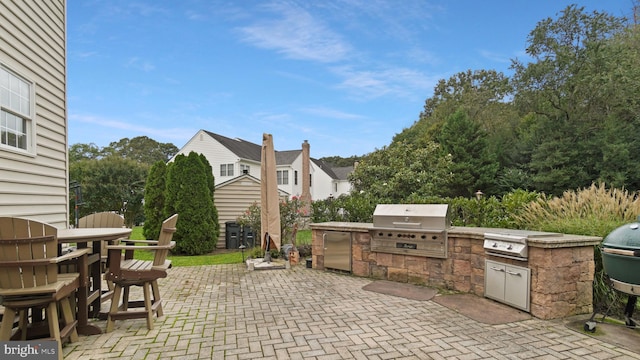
[507,244,513,250]
[492,242,498,248]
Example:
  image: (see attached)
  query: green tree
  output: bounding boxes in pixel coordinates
[393,69,520,196]
[511,5,628,195]
[102,136,178,164]
[143,161,167,239]
[349,141,453,204]
[436,109,499,197]
[69,157,148,227]
[69,142,102,162]
[198,153,219,240]
[165,152,218,255]
[319,155,362,167]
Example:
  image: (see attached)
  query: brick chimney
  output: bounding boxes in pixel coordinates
[300,140,312,215]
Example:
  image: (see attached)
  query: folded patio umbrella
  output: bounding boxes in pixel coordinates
[260,133,281,254]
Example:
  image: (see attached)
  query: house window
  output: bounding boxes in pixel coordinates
[240,164,250,174]
[294,170,298,185]
[220,163,234,177]
[0,66,32,152]
[277,170,289,185]
[334,183,338,193]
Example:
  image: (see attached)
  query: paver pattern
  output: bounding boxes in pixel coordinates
[63,264,640,359]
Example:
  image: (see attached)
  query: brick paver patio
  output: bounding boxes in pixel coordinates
[63,264,640,359]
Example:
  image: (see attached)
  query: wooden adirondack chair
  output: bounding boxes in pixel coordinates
[0,217,89,360]
[77,212,125,229]
[77,212,127,301]
[105,214,178,332]
[77,211,126,266]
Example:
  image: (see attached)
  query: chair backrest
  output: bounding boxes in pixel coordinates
[78,212,125,228]
[0,217,58,289]
[153,214,178,267]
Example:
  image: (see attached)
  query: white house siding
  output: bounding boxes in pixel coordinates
[311,164,334,200]
[0,0,69,227]
[289,154,303,197]
[174,130,247,186]
[335,179,351,196]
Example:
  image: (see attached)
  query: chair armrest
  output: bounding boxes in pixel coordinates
[107,241,175,251]
[51,248,91,263]
[119,239,160,245]
[0,259,50,267]
[0,248,90,267]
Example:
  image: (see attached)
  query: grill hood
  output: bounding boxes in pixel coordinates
[602,217,640,286]
[372,204,450,230]
[602,218,640,250]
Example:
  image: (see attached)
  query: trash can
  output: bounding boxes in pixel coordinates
[242,226,256,248]
[225,222,241,249]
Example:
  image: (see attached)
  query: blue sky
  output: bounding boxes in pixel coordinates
[67,0,631,158]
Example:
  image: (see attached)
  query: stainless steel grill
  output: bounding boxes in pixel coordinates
[483,233,528,260]
[483,230,559,260]
[370,204,450,258]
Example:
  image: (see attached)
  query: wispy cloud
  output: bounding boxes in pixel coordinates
[70,113,194,142]
[101,2,168,18]
[185,9,206,21]
[479,49,511,64]
[237,2,350,63]
[331,65,436,100]
[72,51,99,59]
[300,106,365,120]
[125,57,155,72]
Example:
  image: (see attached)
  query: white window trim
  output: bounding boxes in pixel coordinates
[0,62,36,156]
[277,170,289,185]
[220,163,234,177]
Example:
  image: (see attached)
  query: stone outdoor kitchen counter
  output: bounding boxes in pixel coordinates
[311,222,602,320]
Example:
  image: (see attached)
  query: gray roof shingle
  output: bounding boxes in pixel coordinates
[203,131,353,180]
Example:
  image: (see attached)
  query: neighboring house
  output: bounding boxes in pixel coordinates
[0,1,69,228]
[172,130,354,245]
[173,130,353,200]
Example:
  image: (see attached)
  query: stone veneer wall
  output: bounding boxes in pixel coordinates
[311,222,600,320]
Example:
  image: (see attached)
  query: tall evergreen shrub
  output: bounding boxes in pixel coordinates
[165,152,218,255]
[143,161,167,239]
[198,153,220,242]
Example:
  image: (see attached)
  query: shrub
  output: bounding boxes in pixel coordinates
[143,161,166,239]
[237,196,306,247]
[515,183,640,318]
[164,152,218,255]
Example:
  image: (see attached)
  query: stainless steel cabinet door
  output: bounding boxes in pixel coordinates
[324,231,351,271]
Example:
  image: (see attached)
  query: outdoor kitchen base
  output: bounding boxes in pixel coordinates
[311,221,602,320]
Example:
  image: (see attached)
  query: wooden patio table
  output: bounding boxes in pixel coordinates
[58,227,132,335]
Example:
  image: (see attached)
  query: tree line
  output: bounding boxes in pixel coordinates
[350,5,640,202]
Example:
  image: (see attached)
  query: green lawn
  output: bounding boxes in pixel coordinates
[129,227,311,266]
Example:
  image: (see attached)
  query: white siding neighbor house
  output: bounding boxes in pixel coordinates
[172,130,354,243]
[173,130,353,200]
[0,0,69,228]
